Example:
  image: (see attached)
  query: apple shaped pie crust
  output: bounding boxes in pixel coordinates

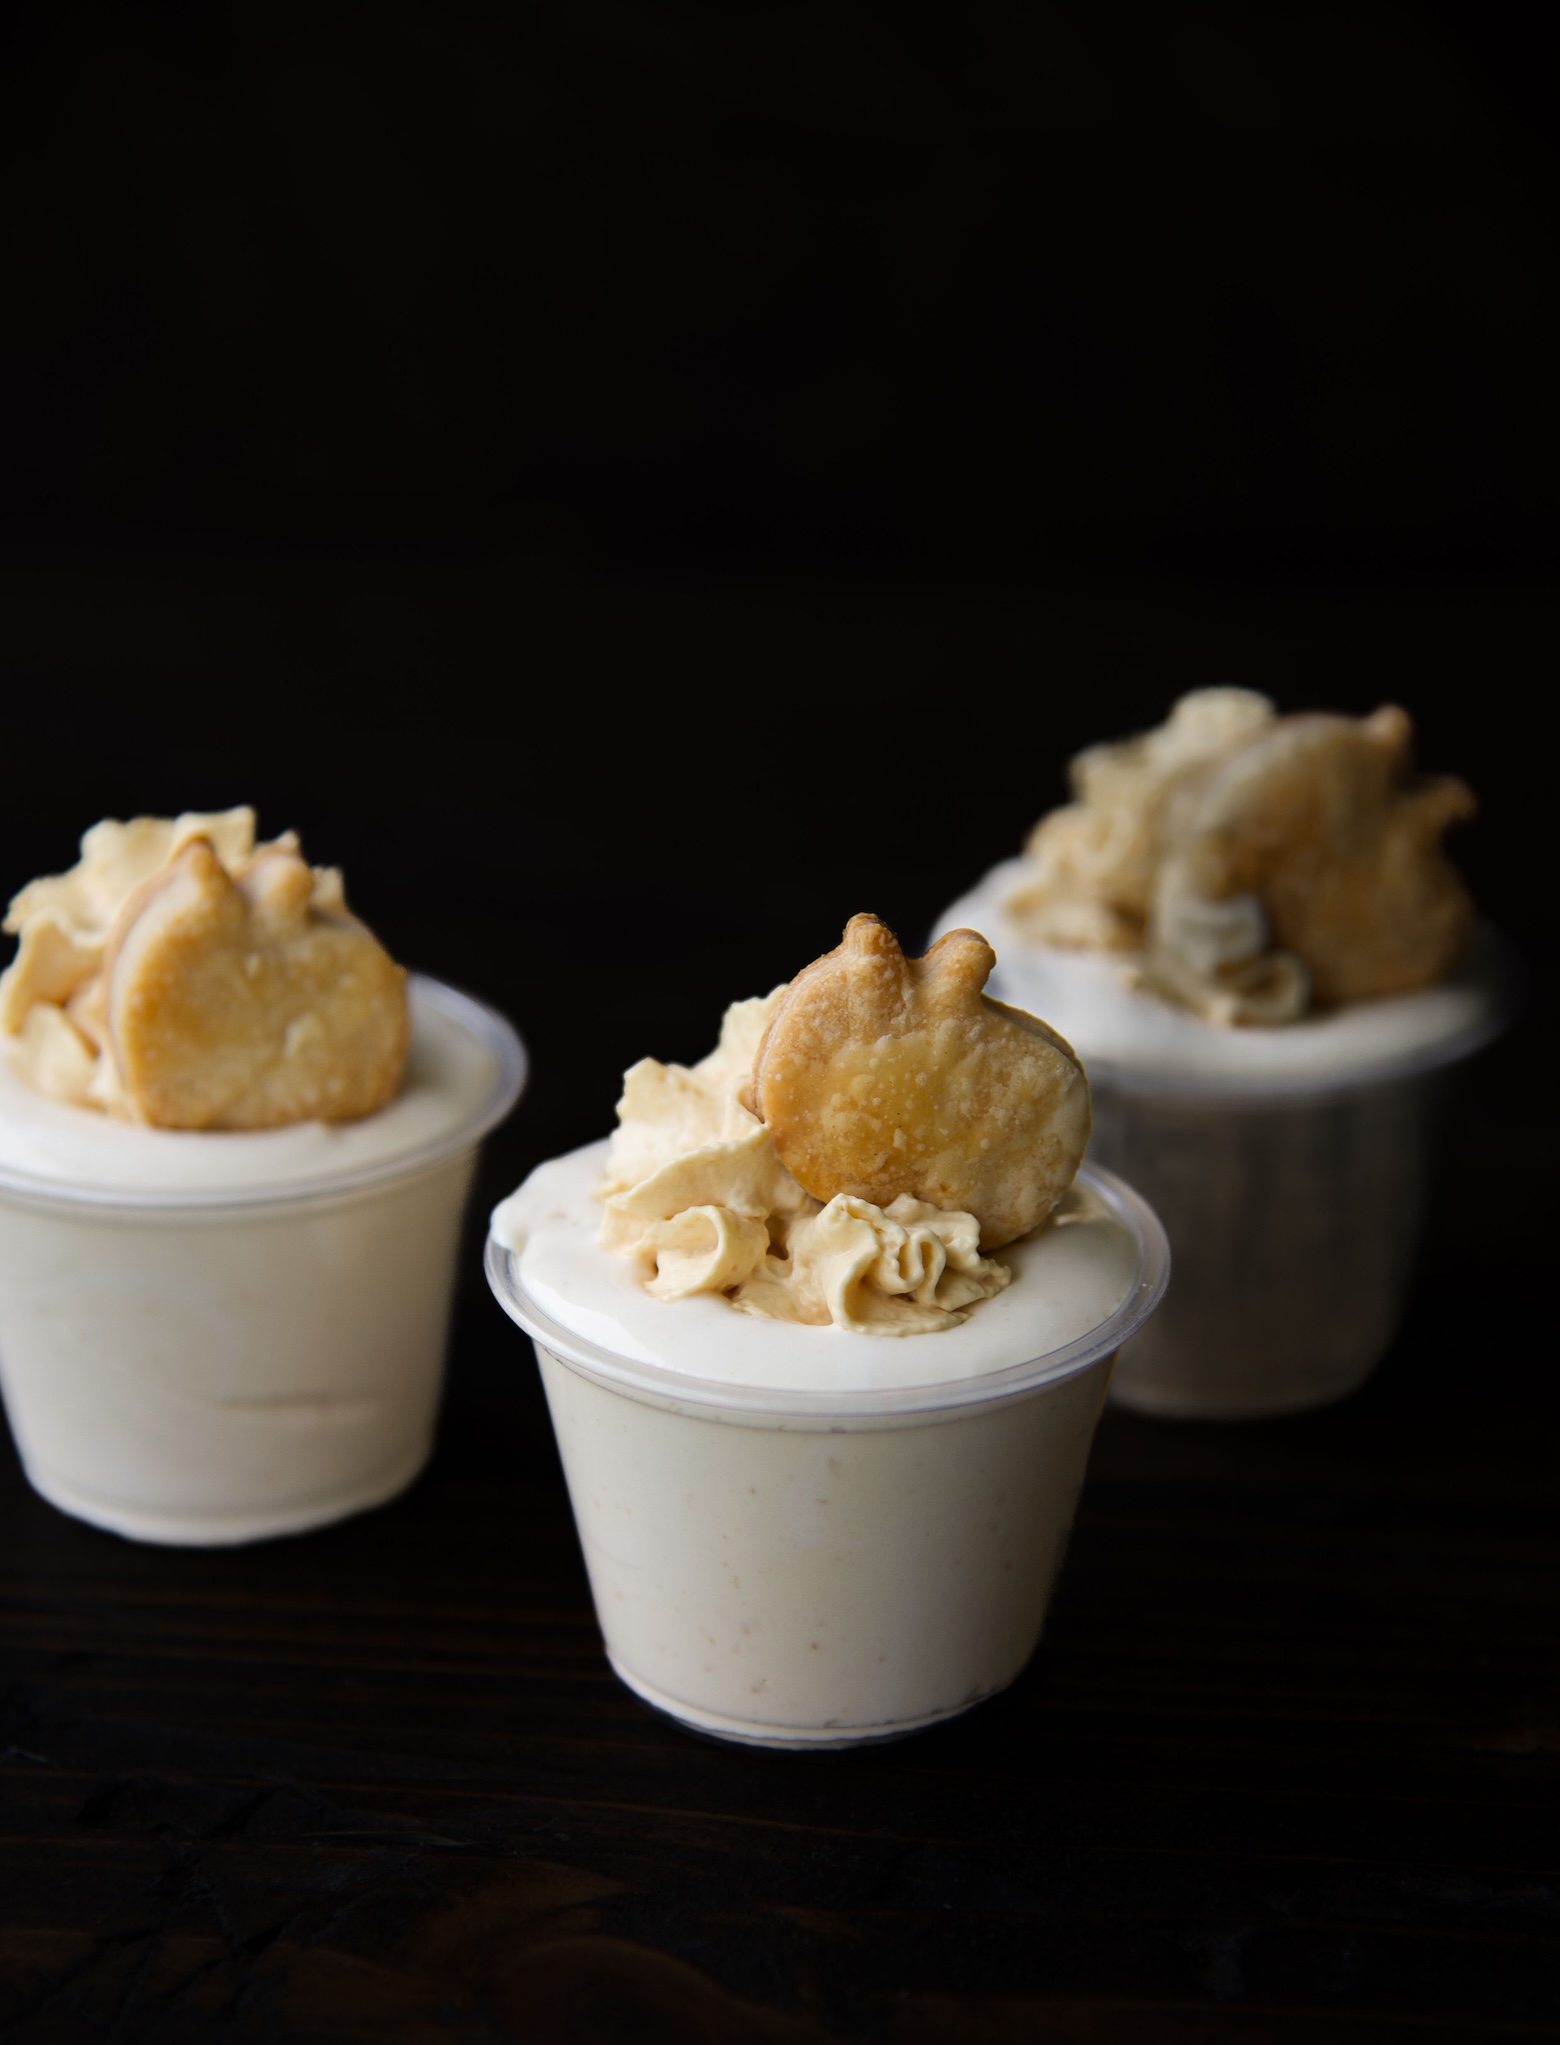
[753,915,1090,1251]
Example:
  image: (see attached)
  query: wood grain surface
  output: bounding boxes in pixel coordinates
[2,1106,1556,2043]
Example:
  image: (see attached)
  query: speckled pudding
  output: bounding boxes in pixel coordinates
[487,1141,1168,1750]
[0,977,525,1543]
[934,862,1509,1417]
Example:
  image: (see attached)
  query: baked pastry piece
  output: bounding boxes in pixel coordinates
[101,838,407,1128]
[753,914,1090,1250]
[1010,691,1476,1023]
[1148,706,1475,1011]
[1011,688,1277,950]
[2,810,407,1127]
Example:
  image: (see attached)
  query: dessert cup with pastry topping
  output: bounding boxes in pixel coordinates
[0,809,525,1544]
[934,691,1511,1420]
[487,915,1168,1751]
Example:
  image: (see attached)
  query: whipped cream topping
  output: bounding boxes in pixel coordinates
[4,811,301,1111]
[492,1139,1140,1394]
[1,808,406,1127]
[938,862,1508,1092]
[1009,691,1476,1026]
[1010,688,1275,955]
[0,976,517,1203]
[594,993,1011,1336]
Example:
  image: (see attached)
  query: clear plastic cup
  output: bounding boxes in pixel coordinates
[0,977,525,1544]
[1089,1044,1496,1420]
[485,1164,1169,1751]
[934,869,1512,1422]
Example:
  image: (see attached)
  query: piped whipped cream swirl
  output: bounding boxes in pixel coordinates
[597,994,1011,1336]
[1009,690,1475,1027]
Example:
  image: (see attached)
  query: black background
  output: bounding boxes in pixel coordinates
[1,4,1556,2039]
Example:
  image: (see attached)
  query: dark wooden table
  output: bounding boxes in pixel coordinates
[2,1080,1555,2044]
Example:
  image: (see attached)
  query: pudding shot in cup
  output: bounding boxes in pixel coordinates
[486,916,1169,1750]
[0,812,526,1543]
[489,1154,1164,1750]
[935,691,1509,1420]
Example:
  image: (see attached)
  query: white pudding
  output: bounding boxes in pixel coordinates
[487,1143,1168,1749]
[938,860,1507,1095]
[933,863,1511,1417]
[0,976,525,1543]
[0,975,507,1200]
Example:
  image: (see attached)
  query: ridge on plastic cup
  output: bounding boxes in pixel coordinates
[486,1163,1169,1749]
[0,976,526,1545]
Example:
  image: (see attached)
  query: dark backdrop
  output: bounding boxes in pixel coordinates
[3,1,1558,575]
[2,0,1555,1134]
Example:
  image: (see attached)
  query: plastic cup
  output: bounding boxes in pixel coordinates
[485,1164,1168,1751]
[0,977,525,1544]
[934,869,1512,1422]
[1089,1054,1487,1420]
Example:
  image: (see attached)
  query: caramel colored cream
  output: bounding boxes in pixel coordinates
[1010,690,1475,1026]
[2,808,406,1128]
[595,993,1011,1336]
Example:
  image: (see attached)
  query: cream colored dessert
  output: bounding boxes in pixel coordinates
[517,1297,1129,1745]
[597,993,1012,1338]
[591,915,1090,1336]
[1008,690,1475,1026]
[932,693,1504,1418]
[2,808,407,1126]
[937,861,1504,1091]
[0,975,507,1201]
[0,813,524,1543]
[486,918,1168,1748]
[0,975,524,1545]
[490,1147,1160,1747]
[495,1139,1138,1395]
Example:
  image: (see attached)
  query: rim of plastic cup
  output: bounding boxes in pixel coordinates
[484,1161,1171,1423]
[1015,926,1519,1106]
[938,872,1517,1105]
[0,974,527,1212]
[1084,966,1516,1102]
